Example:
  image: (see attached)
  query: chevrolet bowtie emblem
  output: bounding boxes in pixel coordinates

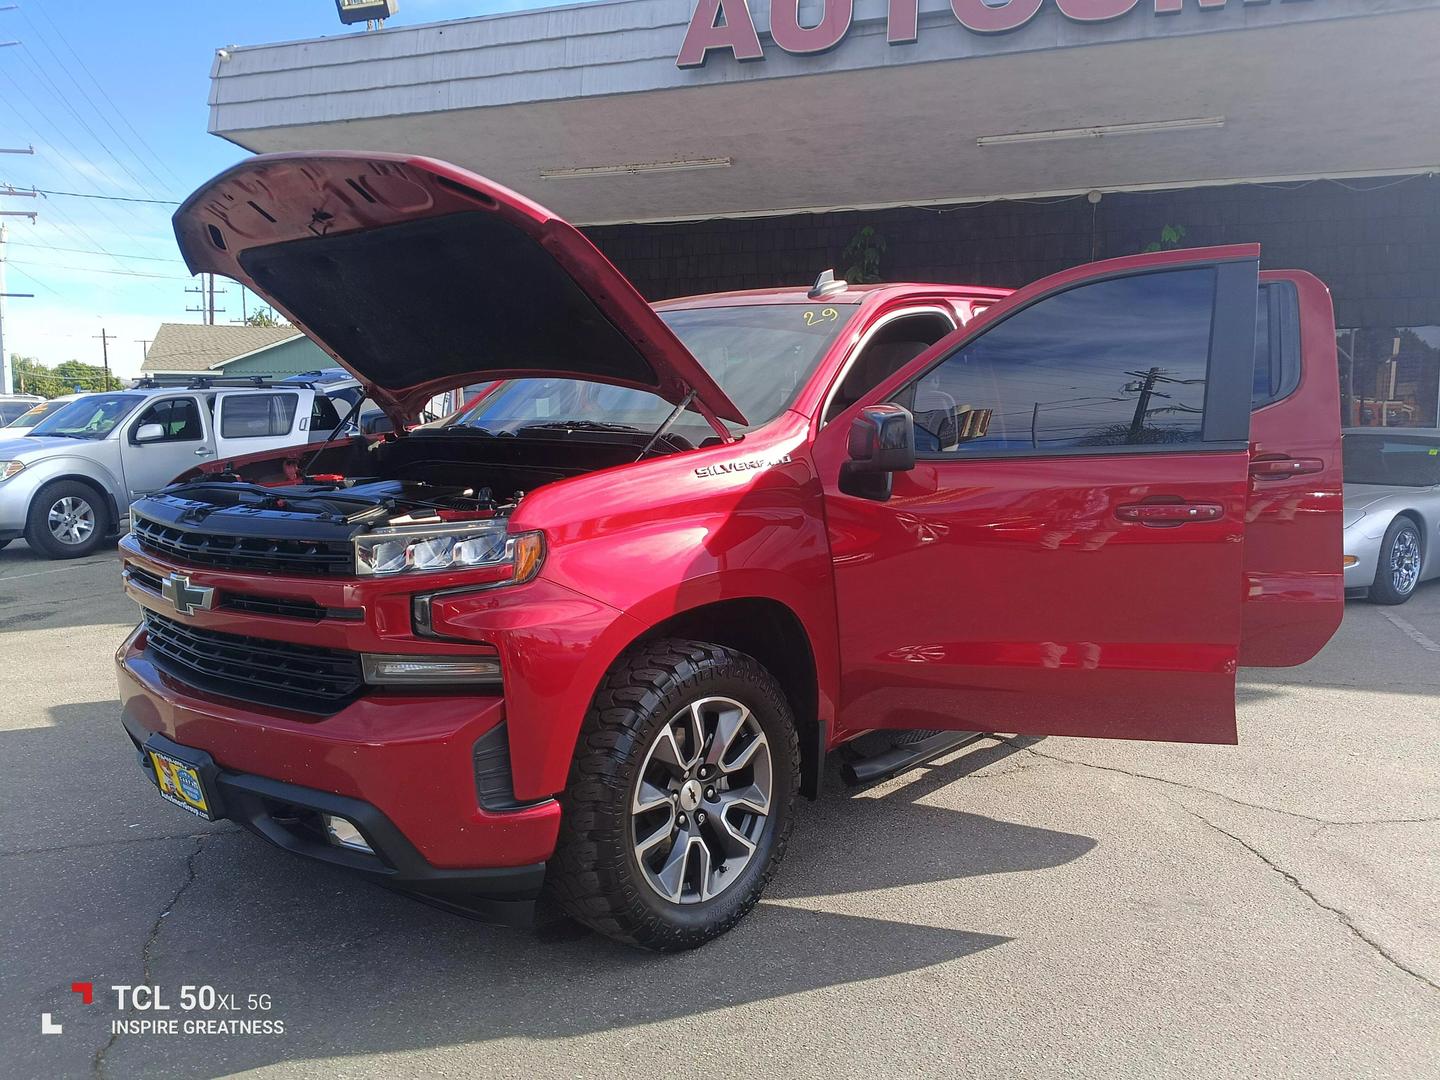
[160,572,214,617]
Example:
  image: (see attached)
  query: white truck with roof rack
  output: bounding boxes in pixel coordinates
[0,375,354,559]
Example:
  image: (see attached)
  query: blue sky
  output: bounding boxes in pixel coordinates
[0,0,564,377]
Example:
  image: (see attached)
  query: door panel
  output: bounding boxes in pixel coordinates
[213,390,305,459]
[1240,271,1344,665]
[120,395,210,497]
[815,246,1261,745]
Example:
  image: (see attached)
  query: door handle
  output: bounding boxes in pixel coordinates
[194,447,214,456]
[1249,457,1324,480]
[1115,502,1224,525]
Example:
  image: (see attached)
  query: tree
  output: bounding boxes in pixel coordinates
[245,307,287,328]
[11,354,124,397]
[841,226,887,284]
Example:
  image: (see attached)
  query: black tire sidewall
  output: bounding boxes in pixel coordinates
[25,481,109,559]
[618,666,797,936]
[1370,518,1422,605]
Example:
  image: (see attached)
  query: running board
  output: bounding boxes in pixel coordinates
[841,730,987,786]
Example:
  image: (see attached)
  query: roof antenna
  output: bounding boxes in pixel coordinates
[808,268,848,300]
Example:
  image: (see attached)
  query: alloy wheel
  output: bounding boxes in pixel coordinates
[1390,527,1421,595]
[47,496,95,546]
[630,696,773,905]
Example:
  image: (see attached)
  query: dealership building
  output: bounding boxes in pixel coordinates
[208,0,1440,426]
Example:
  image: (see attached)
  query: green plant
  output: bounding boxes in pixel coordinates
[1141,224,1187,253]
[841,226,887,283]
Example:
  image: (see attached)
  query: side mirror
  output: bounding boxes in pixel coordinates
[360,412,394,435]
[134,423,165,444]
[840,404,916,500]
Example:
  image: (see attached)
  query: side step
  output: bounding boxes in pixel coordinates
[841,729,987,786]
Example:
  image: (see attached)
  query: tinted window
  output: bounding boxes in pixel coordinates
[1253,281,1300,408]
[0,401,33,423]
[1342,433,1440,487]
[220,393,299,439]
[134,397,203,443]
[311,394,342,431]
[902,269,1217,454]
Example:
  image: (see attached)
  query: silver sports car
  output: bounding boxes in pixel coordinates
[1342,427,1440,604]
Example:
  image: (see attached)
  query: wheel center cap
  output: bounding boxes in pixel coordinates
[679,780,703,812]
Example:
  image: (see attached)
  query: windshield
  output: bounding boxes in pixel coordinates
[7,398,70,428]
[445,302,856,437]
[1343,433,1440,487]
[26,394,144,440]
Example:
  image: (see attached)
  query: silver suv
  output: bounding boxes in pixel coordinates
[0,377,352,559]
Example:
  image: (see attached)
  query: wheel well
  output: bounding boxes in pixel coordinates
[635,598,825,799]
[28,474,117,531]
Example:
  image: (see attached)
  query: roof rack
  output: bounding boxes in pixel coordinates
[131,374,319,391]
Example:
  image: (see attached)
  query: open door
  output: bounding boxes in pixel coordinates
[814,247,1261,744]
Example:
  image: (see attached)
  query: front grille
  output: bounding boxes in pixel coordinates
[222,594,364,622]
[133,515,354,576]
[126,565,163,594]
[142,610,363,713]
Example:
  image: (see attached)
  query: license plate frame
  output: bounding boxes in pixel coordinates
[148,748,215,820]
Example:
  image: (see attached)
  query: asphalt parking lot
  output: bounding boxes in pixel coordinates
[1,538,1436,1080]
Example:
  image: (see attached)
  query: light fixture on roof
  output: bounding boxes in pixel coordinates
[977,116,1225,147]
[539,157,732,180]
[808,269,848,300]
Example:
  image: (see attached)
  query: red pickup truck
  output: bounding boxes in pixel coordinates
[116,153,1343,951]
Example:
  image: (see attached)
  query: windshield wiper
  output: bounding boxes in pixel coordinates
[517,421,646,434]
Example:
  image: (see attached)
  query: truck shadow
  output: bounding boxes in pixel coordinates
[9,705,1097,1078]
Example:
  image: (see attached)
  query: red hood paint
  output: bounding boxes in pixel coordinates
[171,152,746,428]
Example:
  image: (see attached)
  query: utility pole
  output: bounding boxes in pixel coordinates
[93,327,115,389]
[1126,367,1161,442]
[0,136,38,392]
[135,339,150,365]
[184,274,225,324]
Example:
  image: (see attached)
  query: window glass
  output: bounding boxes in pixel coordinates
[902,269,1217,454]
[1252,281,1299,409]
[1342,433,1440,487]
[134,397,203,443]
[311,394,342,432]
[220,392,299,439]
[1338,326,1440,428]
[0,400,33,423]
[27,393,143,440]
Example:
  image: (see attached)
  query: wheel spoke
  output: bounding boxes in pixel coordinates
[653,830,695,903]
[632,778,672,815]
[634,815,675,861]
[716,782,770,819]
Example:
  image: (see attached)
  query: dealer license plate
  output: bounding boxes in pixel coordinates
[149,750,214,820]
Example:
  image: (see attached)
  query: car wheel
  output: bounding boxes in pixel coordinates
[1369,517,1423,605]
[25,480,110,559]
[545,638,800,951]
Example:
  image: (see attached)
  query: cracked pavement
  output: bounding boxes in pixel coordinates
[1,540,1436,1079]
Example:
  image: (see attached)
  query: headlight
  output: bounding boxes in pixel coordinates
[354,522,545,581]
[0,460,23,482]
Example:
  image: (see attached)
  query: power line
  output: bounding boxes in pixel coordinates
[8,257,190,280]
[25,185,178,205]
[26,0,185,189]
[7,238,184,263]
[0,67,172,257]
[18,6,177,195]
[11,40,168,200]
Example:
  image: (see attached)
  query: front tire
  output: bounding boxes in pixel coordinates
[1369,518,1423,605]
[545,638,800,951]
[25,480,110,559]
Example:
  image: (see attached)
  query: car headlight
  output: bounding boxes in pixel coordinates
[0,460,24,482]
[354,522,545,581]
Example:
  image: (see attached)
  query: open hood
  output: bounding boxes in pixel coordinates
[172,153,745,428]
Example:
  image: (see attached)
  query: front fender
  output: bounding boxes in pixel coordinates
[0,452,126,530]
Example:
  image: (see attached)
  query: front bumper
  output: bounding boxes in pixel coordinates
[117,627,561,907]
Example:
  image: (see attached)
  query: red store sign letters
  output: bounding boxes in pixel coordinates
[677,0,1294,68]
